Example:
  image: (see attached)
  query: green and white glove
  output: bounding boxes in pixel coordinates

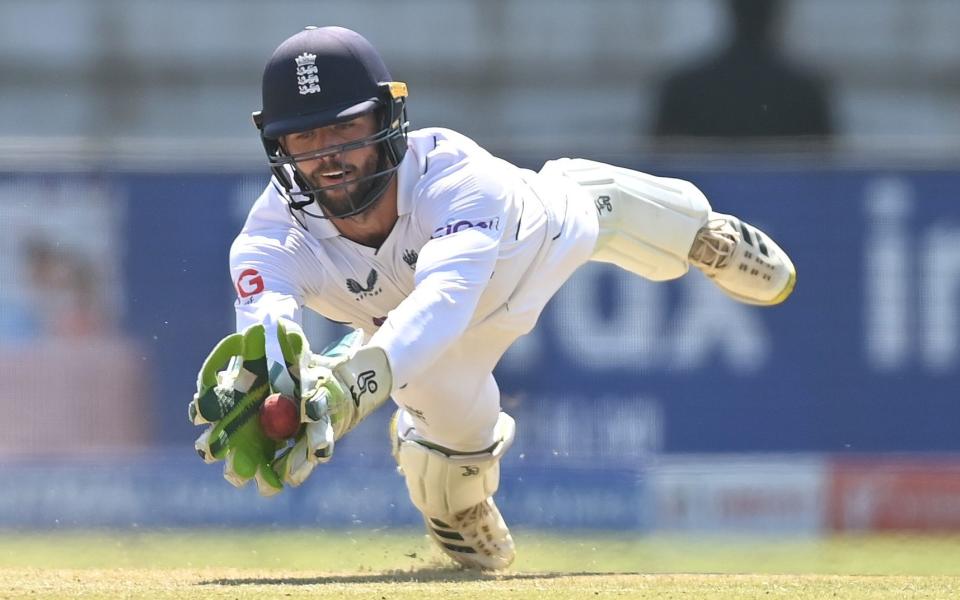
[188,319,393,496]
[188,323,285,496]
[271,318,393,487]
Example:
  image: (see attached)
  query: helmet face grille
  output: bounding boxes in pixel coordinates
[260,96,408,219]
[255,27,409,219]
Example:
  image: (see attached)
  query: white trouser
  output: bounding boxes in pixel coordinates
[394,158,707,451]
[392,162,599,451]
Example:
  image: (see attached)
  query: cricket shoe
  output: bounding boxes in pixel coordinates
[688,212,796,305]
[422,498,516,571]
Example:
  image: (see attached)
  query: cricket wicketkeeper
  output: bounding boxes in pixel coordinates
[188,26,796,570]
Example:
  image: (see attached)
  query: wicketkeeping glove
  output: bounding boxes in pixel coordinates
[271,318,393,487]
[188,323,285,496]
[188,319,393,496]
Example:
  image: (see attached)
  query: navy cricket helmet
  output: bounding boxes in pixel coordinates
[253,26,409,218]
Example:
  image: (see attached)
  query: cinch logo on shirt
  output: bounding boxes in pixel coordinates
[431,217,501,239]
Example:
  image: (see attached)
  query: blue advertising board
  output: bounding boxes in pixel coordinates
[6,164,959,456]
[2,162,958,530]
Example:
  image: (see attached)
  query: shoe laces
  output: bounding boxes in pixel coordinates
[689,217,738,271]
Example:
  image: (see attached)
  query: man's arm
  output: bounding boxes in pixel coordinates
[186,232,314,496]
[369,226,500,391]
[234,290,302,385]
[191,228,402,494]
[230,230,309,370]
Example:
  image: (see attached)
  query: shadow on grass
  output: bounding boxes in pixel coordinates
[201,567,642,586]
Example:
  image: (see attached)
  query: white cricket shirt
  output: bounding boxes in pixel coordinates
[230,128,564,390]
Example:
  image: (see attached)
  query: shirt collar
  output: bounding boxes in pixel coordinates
[395,142,424,217]
[297,203,340,240]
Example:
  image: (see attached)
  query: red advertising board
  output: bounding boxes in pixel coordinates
[829,458,960,532]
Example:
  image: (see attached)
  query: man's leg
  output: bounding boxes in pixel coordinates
[386,181,599,569]
[542,158,796,305]
[389,318,522,570]
[390,405,516,570]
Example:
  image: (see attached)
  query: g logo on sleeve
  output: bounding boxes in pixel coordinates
[236,269,265,298]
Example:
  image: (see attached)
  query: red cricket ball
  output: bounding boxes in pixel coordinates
[259,393,300,441]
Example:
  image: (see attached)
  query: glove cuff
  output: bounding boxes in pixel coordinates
[336,344,393,432]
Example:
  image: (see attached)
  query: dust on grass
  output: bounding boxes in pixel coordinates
[2,569,960,600]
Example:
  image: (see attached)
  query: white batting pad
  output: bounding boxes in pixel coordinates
[396,412,515,516]
[543,158,711,281]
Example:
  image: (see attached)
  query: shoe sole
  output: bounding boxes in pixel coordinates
[724,253,797,306]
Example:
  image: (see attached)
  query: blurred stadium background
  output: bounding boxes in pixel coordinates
[2,0,960,549]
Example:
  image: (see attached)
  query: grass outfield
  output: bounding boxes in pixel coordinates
[1,530,959,599]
